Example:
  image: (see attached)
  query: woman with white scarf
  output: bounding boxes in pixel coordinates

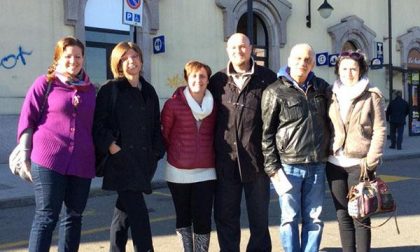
[326,50,386,252]
[161,61,217,252]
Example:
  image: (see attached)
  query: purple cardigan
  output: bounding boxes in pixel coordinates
[17,75,96,178]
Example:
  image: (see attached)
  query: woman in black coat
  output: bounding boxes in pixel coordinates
[93,42,165,252]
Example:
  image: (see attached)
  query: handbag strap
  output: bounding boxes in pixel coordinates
[353,209,400,234]
[37,79,52,124]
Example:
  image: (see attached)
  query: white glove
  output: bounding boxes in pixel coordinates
[18,148,32,182]
[17,128,33,182]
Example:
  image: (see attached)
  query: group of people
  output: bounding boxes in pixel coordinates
[15,32,392,252]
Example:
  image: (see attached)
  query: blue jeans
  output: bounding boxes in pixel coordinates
[29,163,91,252]
[278,163,326,252]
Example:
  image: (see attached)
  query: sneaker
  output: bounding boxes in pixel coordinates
[389,145,395,149]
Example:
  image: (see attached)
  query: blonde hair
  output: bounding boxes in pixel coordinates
[183,60,212,82]
[46,36,84,82]
[110,42,143,78]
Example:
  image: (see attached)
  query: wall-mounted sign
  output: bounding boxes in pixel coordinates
[376,42,384,59]
[407,48,420,70]
[328,54,339,67]
[122,0,143,27]
[153,36,165,54]
[370,58,383,70]
[316,52,328,66]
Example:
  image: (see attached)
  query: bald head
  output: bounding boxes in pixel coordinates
[288,43,315,84]
[227,33,251,47]
[226,33,252,72]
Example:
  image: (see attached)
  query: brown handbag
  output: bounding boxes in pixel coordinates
[347,164,400,233]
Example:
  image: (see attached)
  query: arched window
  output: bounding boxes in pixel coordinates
[341,41,358,52]
[215,0,292,71]
[237,13,269,67]
[327,15,376,59]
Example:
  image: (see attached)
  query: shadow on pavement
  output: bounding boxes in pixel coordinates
[321,246,420,251]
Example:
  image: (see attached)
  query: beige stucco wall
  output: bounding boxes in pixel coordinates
[277,0,420,96]
[150,0,227,99]
[0,0,73,114]
[1,0,419,114]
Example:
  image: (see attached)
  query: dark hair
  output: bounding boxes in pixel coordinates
[334,49,369,79]
[47,36,85,82]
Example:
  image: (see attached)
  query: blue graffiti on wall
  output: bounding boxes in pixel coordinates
[1,46,33,69]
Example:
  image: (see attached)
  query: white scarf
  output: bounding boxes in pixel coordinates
[333,77,369,121]
[183,87,214,121]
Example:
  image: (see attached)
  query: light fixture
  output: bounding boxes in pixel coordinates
[318,0,334,19]
[306,0,334,28]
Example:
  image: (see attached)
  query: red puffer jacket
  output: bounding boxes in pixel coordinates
[161,87,216,169]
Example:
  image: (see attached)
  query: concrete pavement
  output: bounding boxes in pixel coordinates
[0,135,419,209]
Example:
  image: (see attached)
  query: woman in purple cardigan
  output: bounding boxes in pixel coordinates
[16,36,96,252]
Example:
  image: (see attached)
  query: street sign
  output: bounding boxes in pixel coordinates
[316,52,328,66]
[328,54,339,67]
[371,57,383,70]
[376,42,384,59]
[122,0,143,27]
[153,36,165,54]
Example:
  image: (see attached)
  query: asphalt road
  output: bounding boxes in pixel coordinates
[0,158,419,252]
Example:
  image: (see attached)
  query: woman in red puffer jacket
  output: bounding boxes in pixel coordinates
[161,60,216,252]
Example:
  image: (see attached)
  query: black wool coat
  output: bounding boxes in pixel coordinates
[93,77,165,193]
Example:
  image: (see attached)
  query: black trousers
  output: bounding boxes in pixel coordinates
[326,162,371,252]
[167,180,216,234]
[214,166,271,252]
[389,122,405,149]
[110,190,153,252]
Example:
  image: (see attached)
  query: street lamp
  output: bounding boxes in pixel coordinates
[306,0,334,28]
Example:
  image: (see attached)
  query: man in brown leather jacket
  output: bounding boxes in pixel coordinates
[261,43,330,252]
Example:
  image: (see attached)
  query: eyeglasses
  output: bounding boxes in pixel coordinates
[339,51,364,60]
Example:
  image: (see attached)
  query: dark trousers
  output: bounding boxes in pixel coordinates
[110,191,153,252]
[389,122,405,148]
[326,162,371,252]
[29,163,91,252]
[167,180,216,234]
[214,167,271,252]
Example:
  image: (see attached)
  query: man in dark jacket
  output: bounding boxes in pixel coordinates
[208,33,277,252]
[386,90,410,150]
[261,43,330,252]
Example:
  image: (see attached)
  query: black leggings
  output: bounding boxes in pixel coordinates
[167,180,216,234]
[326,162,371,252]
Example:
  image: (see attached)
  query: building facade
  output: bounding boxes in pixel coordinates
[1,0,419,161]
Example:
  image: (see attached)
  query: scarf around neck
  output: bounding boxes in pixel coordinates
[333,77,369,121]
[55,70,91,92]
[183,87,214,121]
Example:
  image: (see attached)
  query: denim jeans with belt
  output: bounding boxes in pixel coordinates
[28,163,91,252]
[278,162,326,252]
